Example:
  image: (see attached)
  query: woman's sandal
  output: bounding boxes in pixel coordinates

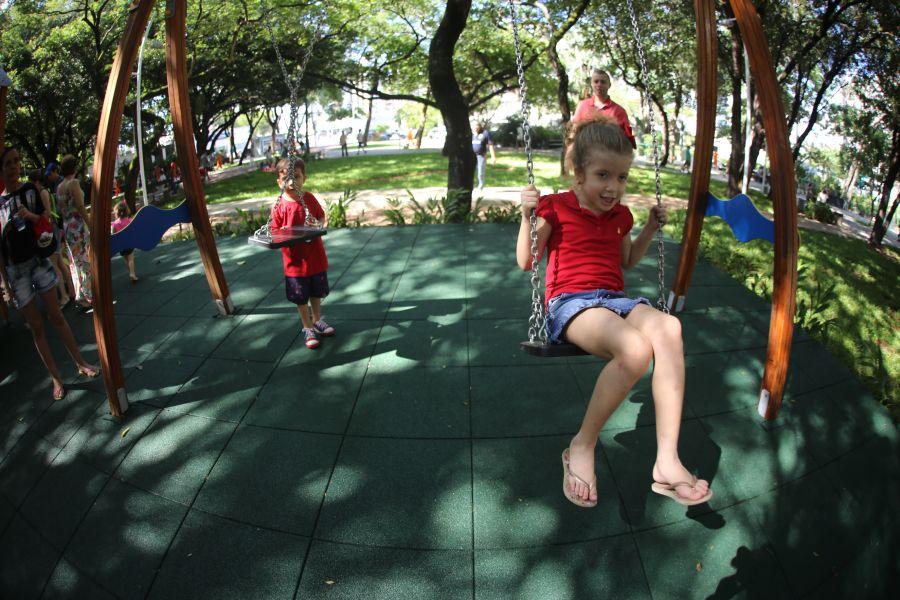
[53,385,67,401]
[77,365,101,378]
[651,477,713,506]
[562,448,598,508]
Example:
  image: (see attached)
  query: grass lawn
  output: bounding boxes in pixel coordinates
[201,149,761,206]
[199,150,898,417]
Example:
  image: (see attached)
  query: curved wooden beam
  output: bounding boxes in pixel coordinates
[165,0,233,315]
[0,79,9,322]
[731,0,798,420]
[89,0,156,417]
[670,0,717,312]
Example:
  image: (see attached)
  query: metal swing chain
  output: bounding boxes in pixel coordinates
[508,0,545,344]
[255,1,321,239]
[624,0,669,313]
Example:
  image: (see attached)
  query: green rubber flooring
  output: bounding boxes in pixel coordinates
[1,224,897,599]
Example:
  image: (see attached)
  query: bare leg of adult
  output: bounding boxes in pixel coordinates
[563,308,654,505]
[624,305,709,501]
[19,299,66,399]
[50,254,70,304]
[40,288,98,376]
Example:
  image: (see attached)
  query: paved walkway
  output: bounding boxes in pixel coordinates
[1,227,897,598]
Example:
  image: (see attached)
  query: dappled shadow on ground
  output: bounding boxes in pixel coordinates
[0,226,896,598]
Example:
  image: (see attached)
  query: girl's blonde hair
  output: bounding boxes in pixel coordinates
[564,115,633,176]
[275,157,307,181]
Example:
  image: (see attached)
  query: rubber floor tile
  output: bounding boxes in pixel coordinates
[474,536,650,600]
[472,436,629,548]
[316,437,471,549]
[148,509,309,600]
[195,426,340,535]
[65,478,188,600]
[299,540,472,600]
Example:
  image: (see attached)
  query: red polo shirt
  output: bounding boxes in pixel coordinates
[270,191,328,277]
[573,97,636,148]
[535,190,633,301]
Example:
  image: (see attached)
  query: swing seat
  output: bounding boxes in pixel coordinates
[247,226,327,249]
[520,340,589,357]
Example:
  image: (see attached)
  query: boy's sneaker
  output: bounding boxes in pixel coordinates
[314,319,335,337]
[303,328,320,349]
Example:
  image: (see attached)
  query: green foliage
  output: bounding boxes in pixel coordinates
[805,202,840,225]
[668,209,900,419]
[794,262,839,336]
[324,189,358,228]
[381,190,521,225]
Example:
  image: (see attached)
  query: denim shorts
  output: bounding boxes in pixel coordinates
[285,271,329,305]
[4,255,59,309]
[546,289,651,344]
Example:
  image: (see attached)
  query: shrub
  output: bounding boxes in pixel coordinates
[324,189,357,228]
[806,202,840,225]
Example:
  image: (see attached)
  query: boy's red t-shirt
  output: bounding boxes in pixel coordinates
[535,190,633,301]
[270,191,328,277]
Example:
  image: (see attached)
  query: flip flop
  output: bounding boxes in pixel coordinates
[561,448,597,508]
[53,385,66,401]
[651,477,713,506]
[77,365,101,378]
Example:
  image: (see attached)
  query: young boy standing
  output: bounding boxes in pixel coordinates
[270,158,335,348]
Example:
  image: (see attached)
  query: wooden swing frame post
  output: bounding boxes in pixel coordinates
[673,0,798,420]
[0,80,9,323]
[91,0,233,416]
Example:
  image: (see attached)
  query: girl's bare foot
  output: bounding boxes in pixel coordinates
[52,379,66,401]
[565,438,599,505]
[652,458,710,502]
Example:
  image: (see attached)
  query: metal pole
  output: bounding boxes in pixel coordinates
[741,47,752,194]
[136,19,152,206]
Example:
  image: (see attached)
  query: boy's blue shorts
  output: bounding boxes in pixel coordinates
[285,271,329,305]
[546,289,652,344]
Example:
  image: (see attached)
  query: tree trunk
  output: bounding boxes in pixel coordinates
[267,107,280,154]
[122,155,141,211]
[869,129,900,247]
[658,98,670,168]
[428,0,475,219]
[238,111,261,166]
[727,26,745,198]
[363,74,379,144]
[230,118,240,163]
[415,102,428,149]
[842,157,859,199]
[535,0,588,175]
[747,122,766,192]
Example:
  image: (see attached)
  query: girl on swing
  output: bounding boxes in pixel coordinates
[516,116,712,508]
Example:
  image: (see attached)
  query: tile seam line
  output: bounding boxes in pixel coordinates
[291,224,423,600]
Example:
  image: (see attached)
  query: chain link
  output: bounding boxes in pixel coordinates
[255,0,320,239]
[624,0,668,313]
[509,0,546,344]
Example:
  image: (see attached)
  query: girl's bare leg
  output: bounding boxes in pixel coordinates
[125,253,138,280]
[624,305,709,500]
[563,308,654,504]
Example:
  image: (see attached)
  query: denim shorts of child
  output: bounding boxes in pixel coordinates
[546,289,652,344]
[285,271,329,305]
[4,256,59,309]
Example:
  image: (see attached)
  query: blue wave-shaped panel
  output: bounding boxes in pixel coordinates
[110,202,191,254]
[705,192,775,244]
